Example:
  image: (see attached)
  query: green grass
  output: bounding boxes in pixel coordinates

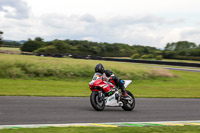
[0,126,200,133]
[0,79,89,97]
[0,47,21,54]
[0,70,200,98]
[0,54,200,98]
[0,47,20,52]
[0,54,174,80]
[132,70,200,98]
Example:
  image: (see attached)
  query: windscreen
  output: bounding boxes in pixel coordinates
[92,73,102,81]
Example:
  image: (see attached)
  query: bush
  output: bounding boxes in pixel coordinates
[34,45,59,54]
[141,54,154,59]
[148,54,154,58]
[141,55,149,59]
[131,54,139,59]
[156,55,163,60]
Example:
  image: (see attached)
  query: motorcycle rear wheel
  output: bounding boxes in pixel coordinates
[90,91,105,111]
[121,90,135,111]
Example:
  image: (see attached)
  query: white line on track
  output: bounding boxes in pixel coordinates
[0,120,200,129]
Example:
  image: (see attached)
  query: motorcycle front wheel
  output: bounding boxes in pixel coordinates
[121,90,135,111]
[90,91,105,111]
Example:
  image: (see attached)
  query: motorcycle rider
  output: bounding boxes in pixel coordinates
[94,63,128,97]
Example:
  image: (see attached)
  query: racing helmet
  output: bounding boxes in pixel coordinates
[95,63,105,74]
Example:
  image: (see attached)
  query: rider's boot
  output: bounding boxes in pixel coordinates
[120,85,129,99]
[122,91,128,97]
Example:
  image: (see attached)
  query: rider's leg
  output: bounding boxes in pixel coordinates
[111,76,128,97]
[118,81,128,97]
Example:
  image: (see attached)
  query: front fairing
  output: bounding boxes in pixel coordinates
[89,73,114,93]
[89,73,103,91]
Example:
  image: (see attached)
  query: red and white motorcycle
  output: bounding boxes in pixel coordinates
[89,73,135,111]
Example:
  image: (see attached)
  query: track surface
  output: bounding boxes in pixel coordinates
[0,96,200,125]
[148,66,200,72]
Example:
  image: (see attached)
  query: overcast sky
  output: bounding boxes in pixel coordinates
[0,0,200,48]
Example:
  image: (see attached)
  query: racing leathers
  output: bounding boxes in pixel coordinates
[104,70,128,97]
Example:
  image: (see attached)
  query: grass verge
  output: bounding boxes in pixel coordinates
[0,54,200,98]
[0,126,200,133]
[0,70,199,98]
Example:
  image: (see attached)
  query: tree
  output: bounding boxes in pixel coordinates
[162,50,176,59]
[34,37,44,42]
[164,41,197,51]
[0,31,3,47]
[51,40,72,53]
[20,40,43,52]
[20,37,45,52]
[163,41,200,60]
[31,38,160,57]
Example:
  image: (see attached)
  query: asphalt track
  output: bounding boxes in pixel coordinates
[148,66,200,72]
[0,96,200,125]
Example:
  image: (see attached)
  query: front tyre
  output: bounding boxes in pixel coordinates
[90,91,105,111]
[122,90,135,111]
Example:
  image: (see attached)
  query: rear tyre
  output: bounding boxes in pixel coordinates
[121,90,135,111]
[90,91,105,111]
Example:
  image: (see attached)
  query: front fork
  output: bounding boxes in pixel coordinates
[98,91,104,101]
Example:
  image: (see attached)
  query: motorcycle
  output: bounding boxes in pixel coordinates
[89,73,135,111]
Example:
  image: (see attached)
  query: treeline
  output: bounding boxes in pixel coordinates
[1,34,199,60]
[0,31,24,47]
[0,31,3,47]
[162,41,200,60]
[131,41,200,60]
[20,37,160,57]
[19,37,200,60]
[1,41,22,47]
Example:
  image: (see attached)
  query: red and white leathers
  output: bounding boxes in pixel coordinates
[103,73,128,96]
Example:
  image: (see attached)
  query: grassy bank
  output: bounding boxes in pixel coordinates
[1,126,200,133]
[0,54,200,98]
[0,54,174,80]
